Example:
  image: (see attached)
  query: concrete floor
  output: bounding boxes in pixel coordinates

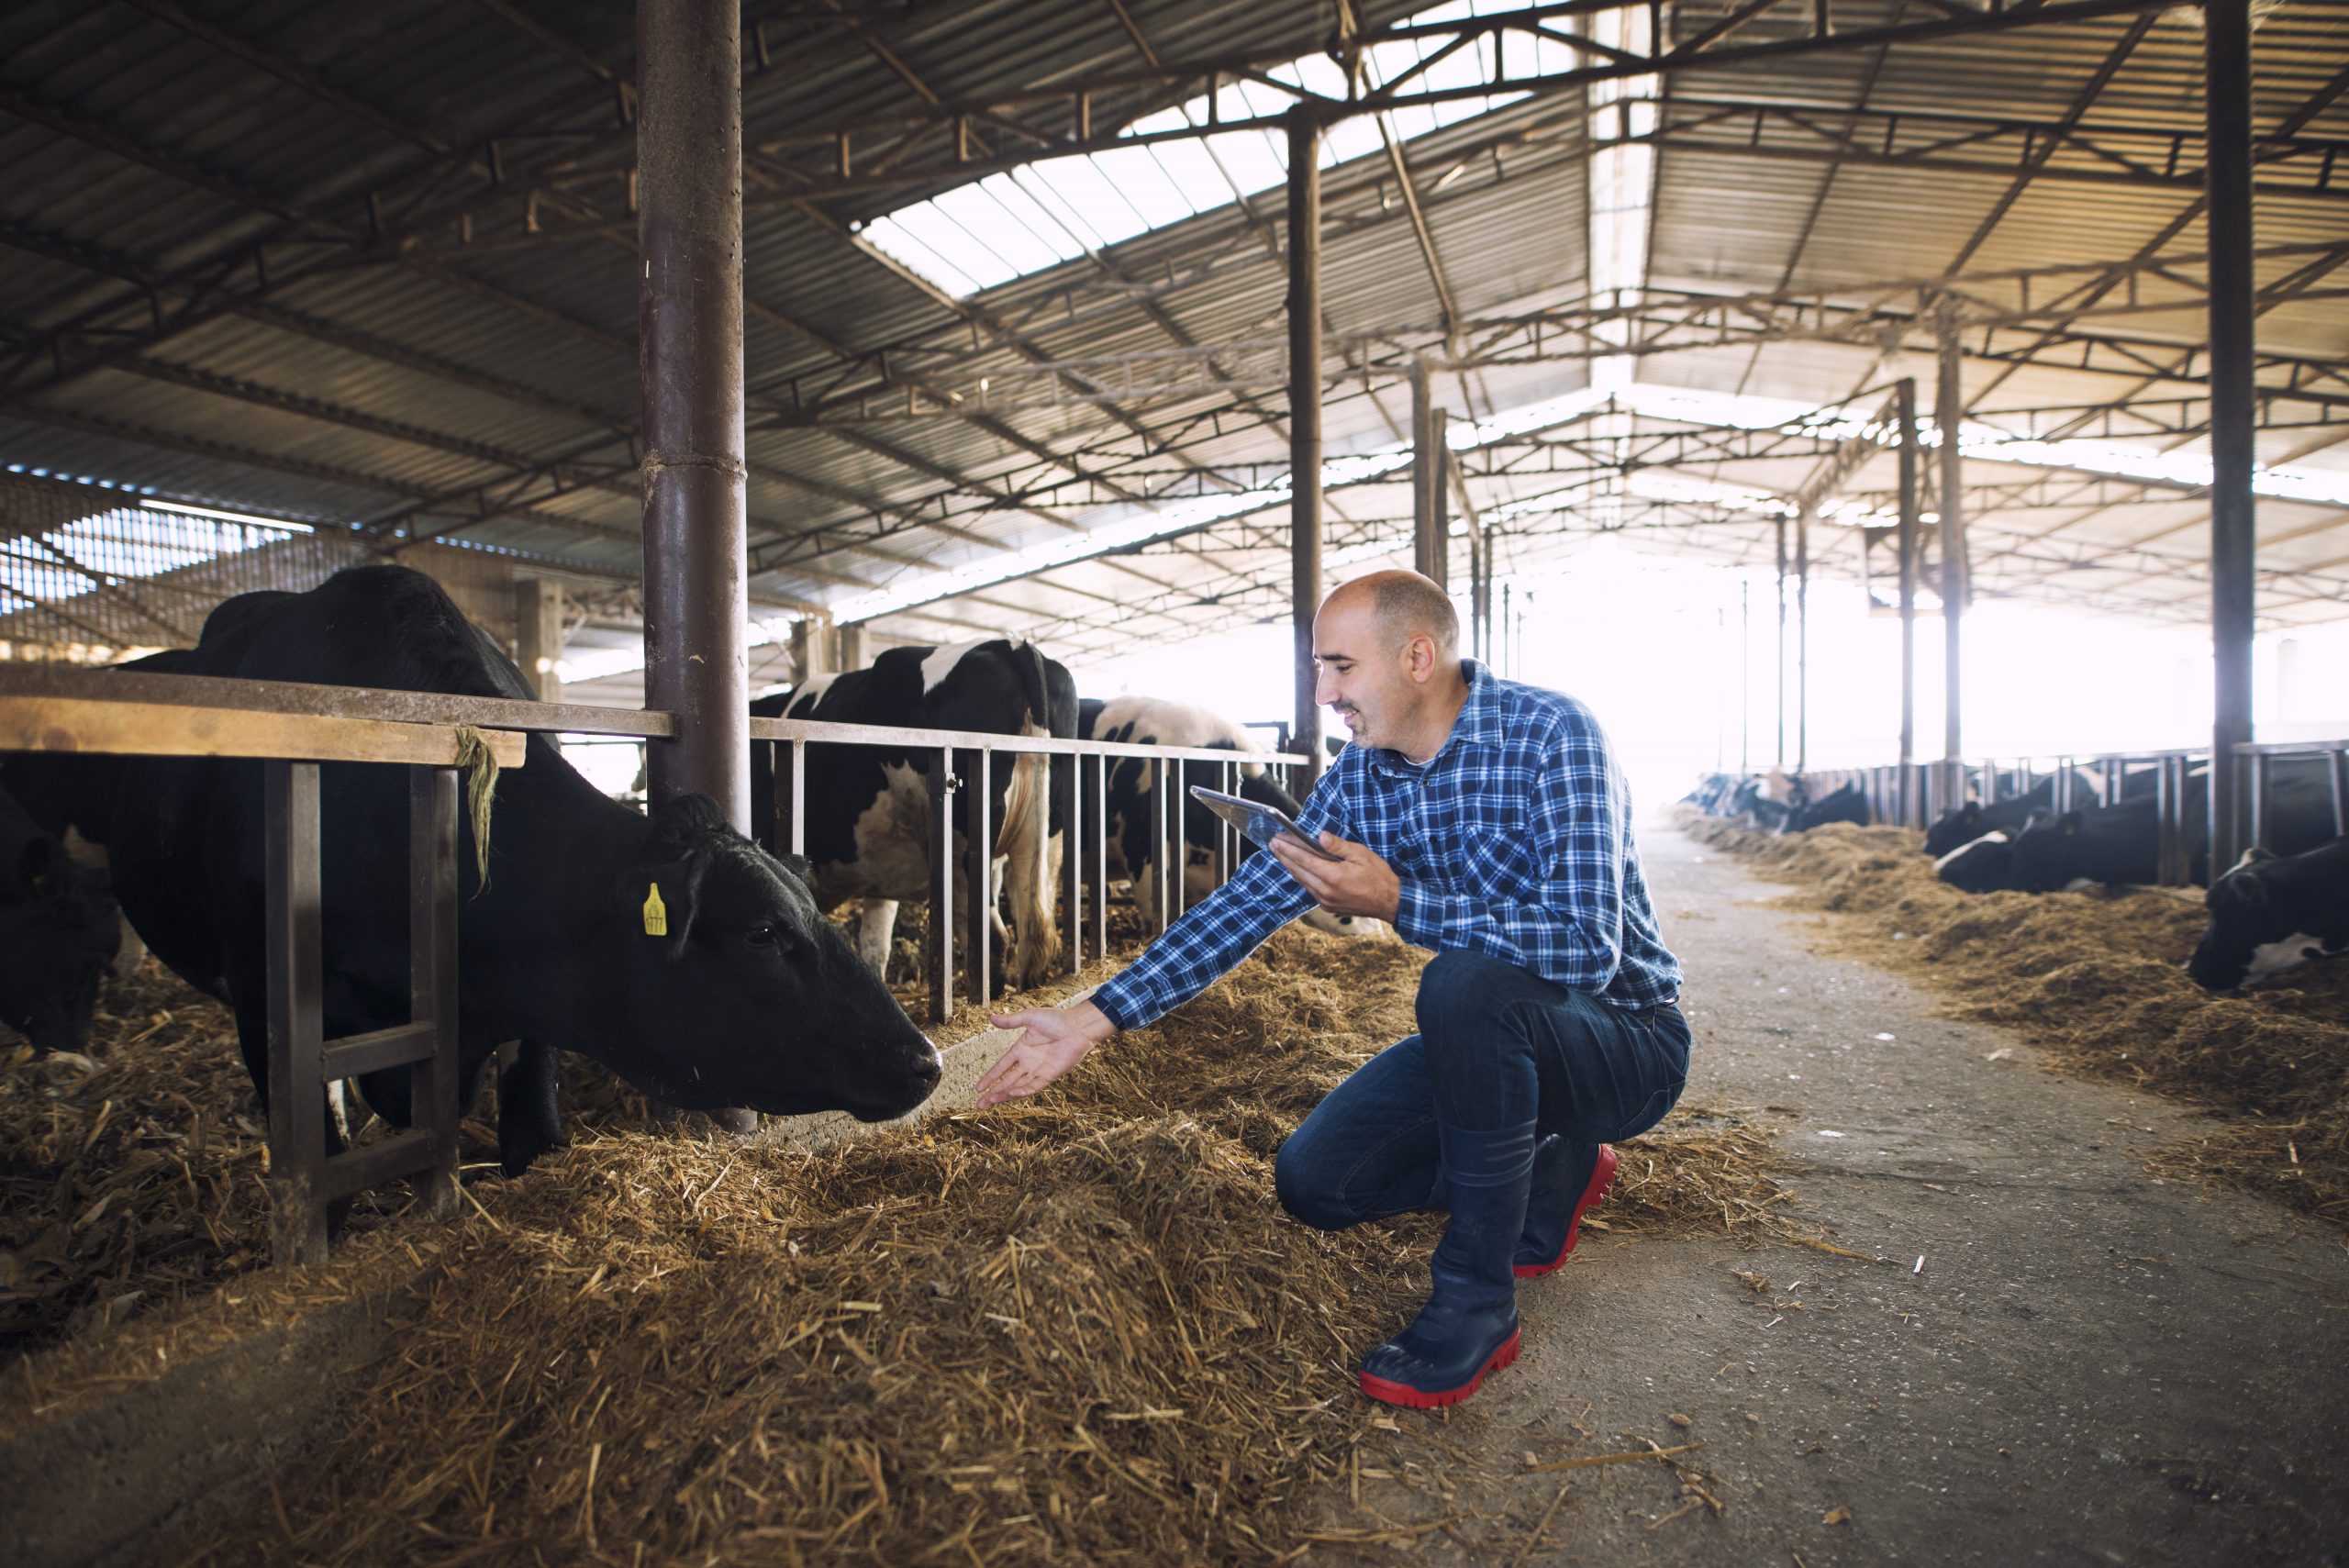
[1318,823,2349,1567]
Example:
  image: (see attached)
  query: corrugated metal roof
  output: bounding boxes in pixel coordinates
[0,0,2342,677]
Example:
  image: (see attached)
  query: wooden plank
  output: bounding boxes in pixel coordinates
[265,761,328,1268]
[318,1129,440,1205]
[0,663,672,739]
[317,1021,436,1081]
[408,767,462,1217]
[0,696,526,768]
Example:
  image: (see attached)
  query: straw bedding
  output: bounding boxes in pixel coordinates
[6,919,1787,1563]
[1678,808,2349,1218]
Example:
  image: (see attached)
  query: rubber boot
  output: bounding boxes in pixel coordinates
[1358,1122,1534,1408]
[1514,1136,1620,1278]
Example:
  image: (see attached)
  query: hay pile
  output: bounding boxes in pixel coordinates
[1679,810,2349,1217]
[6,922,1787,1565]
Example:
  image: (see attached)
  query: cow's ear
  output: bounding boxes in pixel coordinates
[2060,810,2083,836]
[1958,802,1979,825]
[619,860,700,956]
[16,836,58,895]
[2243,845,2278,865]
[774,851,815,887]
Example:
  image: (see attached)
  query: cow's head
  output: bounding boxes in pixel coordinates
[0,842,119,1054]
[596,795,941,1120]
[2187,847,2318,992]
[1921,800,1984,858]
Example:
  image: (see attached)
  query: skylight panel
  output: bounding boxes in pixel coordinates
[855,1,1551,299]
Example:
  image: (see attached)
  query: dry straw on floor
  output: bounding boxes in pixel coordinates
[1679,808,2349,1217]
[7,921,1786,1563]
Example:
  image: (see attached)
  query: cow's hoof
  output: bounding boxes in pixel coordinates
[496,1084,565,1178]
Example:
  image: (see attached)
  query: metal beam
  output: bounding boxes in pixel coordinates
[2204,0,2256,872]
[638,0,750,827]
[1289,110,1325,786]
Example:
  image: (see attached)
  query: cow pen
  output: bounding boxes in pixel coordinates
[5,0,2348,1562]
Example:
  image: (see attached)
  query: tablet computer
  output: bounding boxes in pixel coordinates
[1188,784,1343,862]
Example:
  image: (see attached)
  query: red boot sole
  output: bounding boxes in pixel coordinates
[1514,1142,1620,1279]
[1357,1329,1522,1408]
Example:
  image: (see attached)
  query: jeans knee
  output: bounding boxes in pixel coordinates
[1416,949,1518,1039]
[1274,1137,1355,1231]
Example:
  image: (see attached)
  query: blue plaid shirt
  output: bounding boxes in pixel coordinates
[1091,660,1681,1031]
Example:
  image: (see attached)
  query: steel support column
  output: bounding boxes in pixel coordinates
[639,0,750,827]
[2204,0,2258,871]
[1287,110,1326,783]
[1937,315,1968,772]
[1775,517,1787,769]
[1897,378,1920,828]
[1411,360,1449,589]
[1796,504,1811,773]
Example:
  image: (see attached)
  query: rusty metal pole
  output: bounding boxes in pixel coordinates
[1897,377,1920,828]
[2205,0,2257,873]
[639,0,749,828]
[1411,360,1449,590]
[1287,108,1326,784]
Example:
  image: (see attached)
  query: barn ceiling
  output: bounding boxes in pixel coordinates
[1,0,2343,692]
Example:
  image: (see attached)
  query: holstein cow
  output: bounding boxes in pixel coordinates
[1920,768,2144,860]
[1077,695,1379,938]
[0,783,121,1054]
[2187,837,2349,991]
[63,567,940,1175]
[1943,758,2339,895]
[1782,780,1869,833]
[752,638,1074,990]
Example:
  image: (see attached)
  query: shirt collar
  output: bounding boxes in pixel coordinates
[1368,659,1501,774]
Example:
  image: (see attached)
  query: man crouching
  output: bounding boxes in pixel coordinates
[976,569,1687,1407]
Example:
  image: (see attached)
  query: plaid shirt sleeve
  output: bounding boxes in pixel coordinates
[1087,768,1345,1032]
[1388,710,1631,991]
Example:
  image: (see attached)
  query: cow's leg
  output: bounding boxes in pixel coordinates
[998,751,1059,990]
[856,899,901,978]
[497,1039,564,1176]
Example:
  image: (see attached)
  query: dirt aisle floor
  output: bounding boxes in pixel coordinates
[1319,824,2349,1568]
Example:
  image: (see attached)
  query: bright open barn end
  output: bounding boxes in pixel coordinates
[2,1,2346,1564]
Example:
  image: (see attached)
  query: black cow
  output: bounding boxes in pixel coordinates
[0,783,120,1054]
[1948,759,2337,895]
[1920,769,2148,859]
[752,637,1074,989]
[1078,695,1376,938]
[2188,838,2349,991]
[54,567,939,1174]
[1783,780,1870,833]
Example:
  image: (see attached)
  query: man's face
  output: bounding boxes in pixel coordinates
[1313,596,1415,751]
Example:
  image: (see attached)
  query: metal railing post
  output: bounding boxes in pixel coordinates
[965,747,992,1003]
[928,747,955,1024]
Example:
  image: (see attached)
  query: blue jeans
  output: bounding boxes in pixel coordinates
[1275,949,1691,1230]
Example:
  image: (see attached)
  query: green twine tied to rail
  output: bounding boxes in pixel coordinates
[451,724,501,897]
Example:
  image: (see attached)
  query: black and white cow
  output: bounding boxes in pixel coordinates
[753,638,1074,990]
[39,567,941,1174]
[1077,695,1377,938]
[1783,780,1870,833]
[0,783,120,1054]
[2187,837,2349,991]
[1920,769,2144,860]
[1943,758,2337,895]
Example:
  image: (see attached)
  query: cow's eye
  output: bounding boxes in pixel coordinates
[746,924,780,949]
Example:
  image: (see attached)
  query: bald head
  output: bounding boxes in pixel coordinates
[1326,570,1459,661]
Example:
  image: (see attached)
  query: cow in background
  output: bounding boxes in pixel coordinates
[0,783,120,1054]
[755,637,1074,990]
[1079,695,1379,939]
[2187,838,2349,991]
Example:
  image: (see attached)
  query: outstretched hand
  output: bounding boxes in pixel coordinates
[1268,830,1401,922]
[974,999,1117,1108]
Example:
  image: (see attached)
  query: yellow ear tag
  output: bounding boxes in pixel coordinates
[641,882,668,937]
